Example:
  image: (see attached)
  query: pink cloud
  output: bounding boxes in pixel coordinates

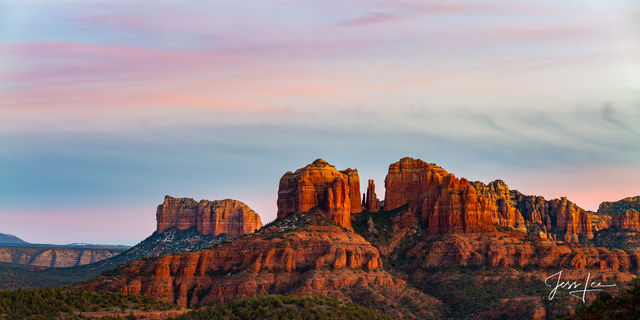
[478,25,607,42]
[339,12,402,26]
[370,0,551,15]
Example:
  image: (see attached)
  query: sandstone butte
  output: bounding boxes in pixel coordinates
[276,159,361,229]
[79,211,444,319]
[384,157,497,233]
[156,196,263,238]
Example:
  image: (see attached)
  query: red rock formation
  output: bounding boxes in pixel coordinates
[510,191,598,243]
[156,196,262,237]
[364,179,381,212]
[512,192,551,227]
[598,196,640,216]
[597,196,640,231]
[589,212,612,232]
[471,180,526,232]
[80,211,444,319]
[277,159,358,229]
[403,232,639,272]
[611,209,640,231]
[548,197,593,242]
[341,168,362,214]
[384,157,496,233]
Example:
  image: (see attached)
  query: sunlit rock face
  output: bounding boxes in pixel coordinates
[156,196,262,237]
[277,159,361,229]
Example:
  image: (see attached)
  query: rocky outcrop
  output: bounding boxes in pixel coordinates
[598,196,640,216]
[511,192,551,227]
[277,159,359,229]
[465,183,595,243]
[341,168,362,214]
[611,209,640,231]
[403,232,638,271]
[471,180,526,232]
[384,157,496,233]
[363,179,381,212]
[156,196,262,237]
[79,211,445,319]
[590,212,612,232]
[354,198,640,320]
[548,197,593,242]
[597,197,640,232]
[0,246,123,267]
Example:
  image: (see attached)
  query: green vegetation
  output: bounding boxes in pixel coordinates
[0,262,96,289]
[408,269,551,318]
[593,228,640,250]
[555,281,640,320]
[169,295,392,320]
[352,204,410,247]
[0,287,178,319]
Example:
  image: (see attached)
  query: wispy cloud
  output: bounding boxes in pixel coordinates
[339,12,402,26]
[602,104,640,136]
[1,0,638,243]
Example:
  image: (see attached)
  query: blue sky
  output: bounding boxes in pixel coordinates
[0,0,638,244]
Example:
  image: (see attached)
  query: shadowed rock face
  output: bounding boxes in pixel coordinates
[611,209,640,231]
[598,197,640,231]
[364,179,381,212]
[276,159,360,229]
[156,196,262,237]
[471,180,526,232]
[384,157,496,233]
[598,196,640,216]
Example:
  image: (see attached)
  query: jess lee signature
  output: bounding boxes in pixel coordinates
[545,270,616,303]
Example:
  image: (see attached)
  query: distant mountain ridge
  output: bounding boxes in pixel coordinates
[0,233,27,244]
[0,233,131,250]
[0,246,124,268]
[0,197,263,289]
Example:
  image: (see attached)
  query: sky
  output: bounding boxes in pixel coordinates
[0,0,638,245]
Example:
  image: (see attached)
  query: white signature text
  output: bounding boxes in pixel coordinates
[545,270,616,303]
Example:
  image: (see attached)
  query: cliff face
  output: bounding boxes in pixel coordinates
[0,246,123,267]
[548,197,593,242]
[401,232,637,271]
[598,196,640,216]
[384,157,496,233]
[471,180,526,232]
[277,159,360,229]
[470,180,597,243]
[363,179,381,212]
[611,209,640,231]
[341,168,362,214]
[156,196,262,237]
[79,210,445,319]
[598,197,640,232]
